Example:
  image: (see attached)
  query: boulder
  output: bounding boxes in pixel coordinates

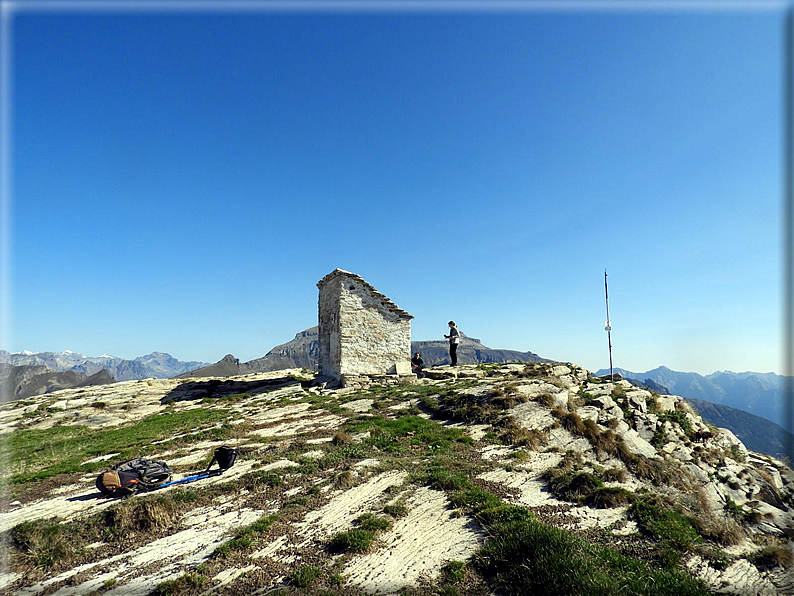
[654,395,677,412]
[578,406,600,422]
[617,428,658,459]
[598,405,624,424]
[627,391,648,413]
[591,395,617,410]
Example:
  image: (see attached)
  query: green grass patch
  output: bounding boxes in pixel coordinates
[290,565,323,588]
[383,502,409,517]
[475,518,708,595]
[443,560,466,583]
[414,467,470,491]
[345,415,473,456]
[329,529,375,553]
[153,571,206,595]
[660,410,693,438]
[241,469,282,489]
[10,518,79,569]
[630,499,702,554]
[7,408,231,484]
[356,513,392,532]
[212,515,278,559]
[436,479,705,595]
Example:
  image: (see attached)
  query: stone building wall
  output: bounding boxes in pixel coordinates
[317,269,413,380]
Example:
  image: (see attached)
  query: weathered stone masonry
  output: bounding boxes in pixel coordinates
[317,269,413,382]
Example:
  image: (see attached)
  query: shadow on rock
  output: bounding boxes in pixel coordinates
[161,375,310,404]
[66,492,104,502]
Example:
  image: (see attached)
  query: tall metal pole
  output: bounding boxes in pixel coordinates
[604,270,613,381]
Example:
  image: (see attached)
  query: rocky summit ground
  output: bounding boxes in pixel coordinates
[1,362,793,596]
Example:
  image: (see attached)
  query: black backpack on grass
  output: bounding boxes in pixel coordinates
[96,458,173,497]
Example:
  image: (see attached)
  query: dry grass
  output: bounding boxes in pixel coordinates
[498,417,548,450]
[543,376,566,389]
[10,519,77,569]
[555,409,587,435]
[755,467,777,487]
[332,430,352,445]
[601,467,627,483]
[534,393,556,408]
[751,544,794,569]
[333,470,356,488]
[514,363,553,379]
[552,407,682,486]
[676,489,746,546]
[696,515,746,546]
[588,486,635,509]
[104,496,180,535]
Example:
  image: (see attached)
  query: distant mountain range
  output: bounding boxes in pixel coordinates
[0,350,209,382]
[0,350,209,400]
[0,364,114,401]
[595,366,789,432]
[175,327,550,379]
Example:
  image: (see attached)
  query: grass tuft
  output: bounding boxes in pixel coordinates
[212,515,278,559]
[10,519,75,569]
[356,513,392,532]
[383,502,409,517]
[290,565,323,588]
[328,529,375,553]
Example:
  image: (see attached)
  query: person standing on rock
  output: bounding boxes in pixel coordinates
[444,321,460,366]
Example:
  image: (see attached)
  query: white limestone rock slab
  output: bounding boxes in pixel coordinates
[250,413,346,438]
[0,574,22,592]
[15,506,264,596]
[557,375,580,389]
[577,406,600,422]
[599,406,624,424]
[509,401,555,430]
[654,395,677,412]
[479,445,514,461]
[582,383,614,397]
[477,468,558,507]
[626,391,649,413]
[342,487,487,594]
[616,428,659,459]
[296,471,408,539]
[634,415,658,442]
[342,399,374,412]
[546,426,592,453]
[514,451,564,476]
[562,505,629,531]
[687,555,787,596]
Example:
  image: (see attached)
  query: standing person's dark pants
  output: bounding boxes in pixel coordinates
[450,343,458,366]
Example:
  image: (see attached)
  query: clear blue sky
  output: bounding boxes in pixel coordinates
[4,2,785,375]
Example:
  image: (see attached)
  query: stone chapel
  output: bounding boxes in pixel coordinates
[316,269,413,381]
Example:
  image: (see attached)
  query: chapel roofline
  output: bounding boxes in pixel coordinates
[317,268,414,320]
